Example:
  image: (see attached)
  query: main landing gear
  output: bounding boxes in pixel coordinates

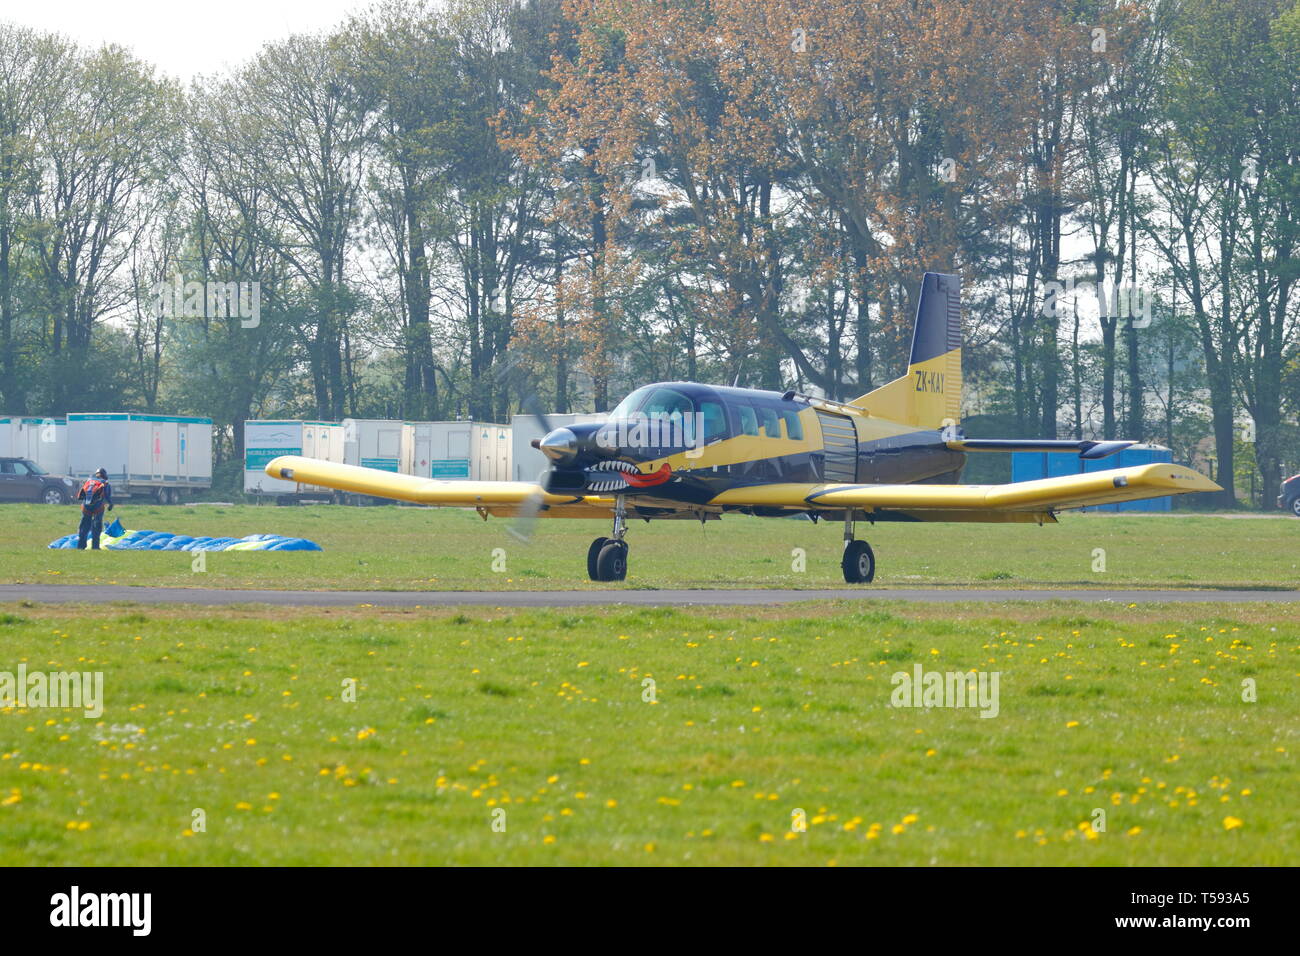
[588,495,629,581]
[841,510,876,584]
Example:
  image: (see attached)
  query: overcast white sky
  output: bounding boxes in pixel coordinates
[0,0,373,80]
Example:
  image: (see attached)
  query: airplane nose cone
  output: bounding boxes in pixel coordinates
[538,427,578,463]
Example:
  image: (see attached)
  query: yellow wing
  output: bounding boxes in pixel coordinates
[263,456,614,517]
[708,463,1220,520]
[267,456,1219,522]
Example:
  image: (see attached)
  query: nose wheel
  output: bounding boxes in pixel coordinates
[841,510,876,584]
[588,495,630,582]
[589,538,628,581]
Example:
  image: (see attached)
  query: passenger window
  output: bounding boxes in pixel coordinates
[737,405,758,437]
[701,402,726,443]
[781,410,804,440]
[758,407,780,439]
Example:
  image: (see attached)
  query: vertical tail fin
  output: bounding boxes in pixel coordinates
[851,272,962,429]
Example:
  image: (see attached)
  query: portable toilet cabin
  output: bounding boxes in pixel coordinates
[510,413,607,482]
[480,423,511,481]
[343,419,404,472]
[0,417,69,475]
[401,421,511,481]
[243,420,344,502]
[67,413,213,503]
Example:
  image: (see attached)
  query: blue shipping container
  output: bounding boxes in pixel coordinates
[1009,446,1172,511]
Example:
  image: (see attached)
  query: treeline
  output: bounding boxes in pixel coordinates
[0,0,1296,507]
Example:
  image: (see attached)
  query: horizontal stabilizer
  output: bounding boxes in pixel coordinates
[948,439,1135,460]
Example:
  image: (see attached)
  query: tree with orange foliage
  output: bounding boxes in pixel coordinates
[511,0,1064,399]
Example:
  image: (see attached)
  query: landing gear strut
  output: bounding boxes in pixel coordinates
[588,495,629,582]
[841,510,876,584]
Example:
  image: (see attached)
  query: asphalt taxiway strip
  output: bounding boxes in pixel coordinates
[3,584,1299,607]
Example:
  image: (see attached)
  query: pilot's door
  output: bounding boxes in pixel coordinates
[815,410,859,483]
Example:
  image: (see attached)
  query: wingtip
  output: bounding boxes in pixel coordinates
[1120,462,1221,495]
[1168,465,1221,493]
[263,454,299,479]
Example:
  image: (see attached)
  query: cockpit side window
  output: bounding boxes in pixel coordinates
[757,407,781,439]
[641,387,694,419]
[640,387,697,448]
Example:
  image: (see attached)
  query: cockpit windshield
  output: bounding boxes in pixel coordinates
[609,386,655,420]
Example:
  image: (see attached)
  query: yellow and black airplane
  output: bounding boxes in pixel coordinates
[265,273,1220,583]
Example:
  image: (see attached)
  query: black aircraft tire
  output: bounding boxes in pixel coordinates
[587,537,609,580]
[842,540,876,584]
[596,540,628,582]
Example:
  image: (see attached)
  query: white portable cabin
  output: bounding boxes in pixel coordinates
[343,419,404,472]
[400,421,511,481]
[243,420,345,498]
[0,417,69,475]
[510,413,607,482]
[67,413,213,501]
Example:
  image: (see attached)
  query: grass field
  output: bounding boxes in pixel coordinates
[3,504,1296,865]
[0,601,1294,865]
[3,502,1298,591]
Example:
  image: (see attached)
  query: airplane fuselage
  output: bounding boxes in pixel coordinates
[546,382,965,516]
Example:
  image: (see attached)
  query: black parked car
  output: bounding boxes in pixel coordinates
[0,457,78,504]
[1280,473,1300,517]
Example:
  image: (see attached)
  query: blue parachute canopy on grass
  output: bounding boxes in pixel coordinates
[49,518,321,552]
